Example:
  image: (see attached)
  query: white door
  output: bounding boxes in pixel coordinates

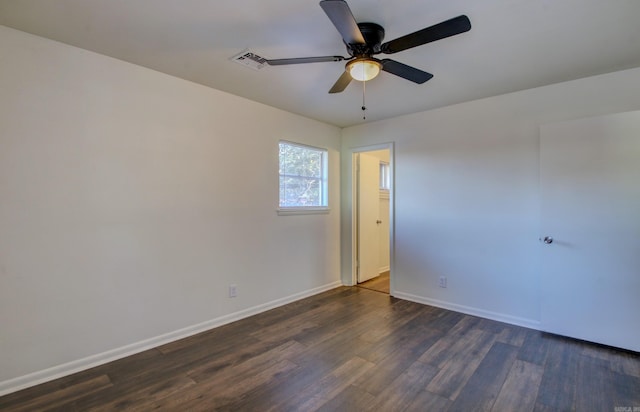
[357,152,381,283]
[540,110,640,352]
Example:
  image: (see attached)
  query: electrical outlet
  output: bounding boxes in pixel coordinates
[229,284,237,298]
[439,276,447,288]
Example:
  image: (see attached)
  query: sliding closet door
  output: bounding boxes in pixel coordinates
[539,110,640,352]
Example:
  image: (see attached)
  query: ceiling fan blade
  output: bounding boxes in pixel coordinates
[329,70,352,93]
[381,15,471,54]
[266,56,346,65]
[381,59,433,84]
[319,0,366,45]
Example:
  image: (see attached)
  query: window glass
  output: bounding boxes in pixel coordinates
[379,161,390,190]
[279,141,328,208]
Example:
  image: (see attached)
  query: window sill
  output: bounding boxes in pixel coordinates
[277,207,330,216]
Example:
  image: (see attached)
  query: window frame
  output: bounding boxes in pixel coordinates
[277,140,330,216]
[379,161,390,191]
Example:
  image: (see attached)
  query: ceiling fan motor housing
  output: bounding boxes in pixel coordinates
[348,22,385,56]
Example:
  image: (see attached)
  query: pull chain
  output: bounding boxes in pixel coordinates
[362,79,367,120]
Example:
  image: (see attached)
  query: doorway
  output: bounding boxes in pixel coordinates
[353,147,392,294]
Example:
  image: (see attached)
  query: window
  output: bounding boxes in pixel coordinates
[379,161,390,190]
[278,141,328,214]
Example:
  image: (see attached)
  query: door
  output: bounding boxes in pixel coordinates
[540,110,640,352]
[357,152,381,283]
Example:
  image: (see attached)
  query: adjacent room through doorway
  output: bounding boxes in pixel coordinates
[354,149,391,294]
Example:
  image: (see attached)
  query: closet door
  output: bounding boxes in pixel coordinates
[539,110,640,352]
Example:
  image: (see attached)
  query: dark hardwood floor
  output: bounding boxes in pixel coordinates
[1,286,639,411]
[357,271,390,294]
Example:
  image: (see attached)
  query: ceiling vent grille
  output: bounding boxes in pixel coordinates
[230,50,267,71]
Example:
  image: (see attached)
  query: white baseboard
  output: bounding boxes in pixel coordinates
[0,280,343,397]
[392,291,541,331]
[378,266,390,273]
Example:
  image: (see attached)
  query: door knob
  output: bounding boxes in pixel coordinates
[376,220,382,224]
[543,236,553,244]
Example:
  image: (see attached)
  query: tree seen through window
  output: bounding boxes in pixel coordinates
[279,142,328,208]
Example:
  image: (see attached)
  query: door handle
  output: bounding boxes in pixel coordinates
[542,236,553,244]
[376,220,382,224]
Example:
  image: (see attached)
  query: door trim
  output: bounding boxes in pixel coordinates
[347,143,395,295]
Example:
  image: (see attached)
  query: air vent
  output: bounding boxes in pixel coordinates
[230,50,267,71]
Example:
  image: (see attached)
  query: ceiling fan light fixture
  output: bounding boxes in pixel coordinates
[347,58,382,81]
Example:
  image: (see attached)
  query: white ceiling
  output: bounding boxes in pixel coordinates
[1,0,640,127]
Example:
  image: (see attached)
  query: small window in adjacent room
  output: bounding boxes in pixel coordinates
[379,161,390,190]
[278,141,329,215]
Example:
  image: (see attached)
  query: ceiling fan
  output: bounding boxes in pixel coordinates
[266,0,471,93]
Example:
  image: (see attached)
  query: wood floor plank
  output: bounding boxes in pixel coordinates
[249,319,319,343]
[228,318,383,410]
[85,341,302,411]
[404,390,452,412]
[165,338,282,384]
[2,375,112,412]
[449,342,518,411]
[355,308,438,364]
[574,354,614,412]
[492,360,544,412]
[420,308,467,333]
[156,317,262,356]
[476,318,507,334]
[370,360,440,412]
[184,359,299,411]
[251,287,374,333]
[518,329,551,366]
[85,375,196,411]
[269,356,375,412]
[581,344,640,378]
[98,351,181,387]
[249,287,357,327]
[225,349,353,411]
[535,335,579,411]
[2,286,639,411]
[418,316,483,367]
[357,271,390,294]
[358,300,428,344]
[144,359,299,411]
[219,301,399,410]
[291,304,391,348]
[497,325,528,347]
[352,326,442,394]
[251,291,390,350]
[210,364,309,411]
[532,402,561,412]
[0,364,114,410]
[57,354,201,411]
[222,350,373,412]
[611,371,640,409]
[425,329,497,400]
[187,339,306,383]
[291,307,396,357]
[315,384,378,412]
[612,355,640,379]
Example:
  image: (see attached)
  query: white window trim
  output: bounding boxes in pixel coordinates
[276,207,330,216]
[278,140,329,214]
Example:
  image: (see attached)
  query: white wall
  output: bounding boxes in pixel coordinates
[341,67,640,327]
[0,25,341,392]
